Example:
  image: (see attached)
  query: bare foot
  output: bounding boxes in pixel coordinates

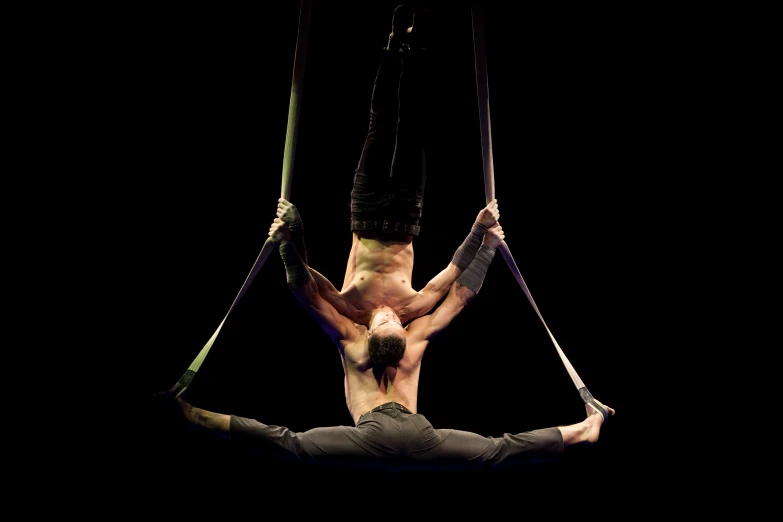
[560,400,615,447]
[584,400,616,444]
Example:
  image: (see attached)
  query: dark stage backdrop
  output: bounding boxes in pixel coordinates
[129,0,660,505]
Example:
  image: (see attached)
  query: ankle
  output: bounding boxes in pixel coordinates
[559,420,591,447]
[386,28,412,51]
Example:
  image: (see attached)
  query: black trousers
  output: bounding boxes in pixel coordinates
[350,48,432,236]
[230,402,563,471]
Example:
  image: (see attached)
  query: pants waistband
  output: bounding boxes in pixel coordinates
[360,401,413,418]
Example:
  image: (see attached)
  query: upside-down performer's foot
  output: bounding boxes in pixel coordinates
[387,4,414,51]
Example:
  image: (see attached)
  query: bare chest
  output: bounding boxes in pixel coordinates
[342,271,417,322]
[344,239,418,319]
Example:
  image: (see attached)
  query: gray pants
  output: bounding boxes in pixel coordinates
[230,402,563,471]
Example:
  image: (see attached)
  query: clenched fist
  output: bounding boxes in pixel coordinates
[277,198,302,228]
[483,223,505,249]
[268,217,291,243]
[476,199,499,228]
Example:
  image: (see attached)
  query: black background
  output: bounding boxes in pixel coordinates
[123,0,679,507]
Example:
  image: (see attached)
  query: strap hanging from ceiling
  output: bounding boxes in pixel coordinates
[169,0,313,398]
[470,1,609,421]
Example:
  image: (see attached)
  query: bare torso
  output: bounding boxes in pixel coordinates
[308,232,446,423]
[339,325,425,425]
[311,232,444,326]
[343,233,420,322]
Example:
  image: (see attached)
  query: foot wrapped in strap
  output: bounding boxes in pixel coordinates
[579,387,610,423]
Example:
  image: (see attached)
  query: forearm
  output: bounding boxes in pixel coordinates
[451,222,489,271]
[456,243,496,295]
[280,240,339,322]
[279,240,314,289]
[420,221,488,297]
[288,215,308,266]
[311,267,361,321]
[310,267,341,296]
[179,399,231,440]
[419,263,460,299]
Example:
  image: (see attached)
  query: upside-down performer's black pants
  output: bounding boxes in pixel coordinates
[350,47,432,237]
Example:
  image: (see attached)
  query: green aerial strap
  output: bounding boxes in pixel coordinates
[470,1,609,422]
[170,0,312,398]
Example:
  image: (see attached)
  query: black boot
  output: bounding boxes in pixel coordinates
[408,6,433,52]
[386,4,414,52]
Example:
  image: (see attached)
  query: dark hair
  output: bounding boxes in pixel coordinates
[368,332,406,368]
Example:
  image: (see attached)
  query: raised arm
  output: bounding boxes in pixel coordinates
[276,197,308,265]
[276,198,360,321]
[310,266,362,321]
[408,222,504,341]
[415,199,500,308]
[269,217,358,344]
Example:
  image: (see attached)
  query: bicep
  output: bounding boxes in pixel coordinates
[310,267,360,321]
[293,280,358,343]
[310,267,340,294]
[409,283,475,341]
[420,263,460,295]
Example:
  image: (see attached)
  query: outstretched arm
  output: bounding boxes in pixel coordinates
[276,198,360,321]
[179,394,230,438]
[408,223,504,340]
[415,199,500,309]
[153,389,231,440]
[309,267,362,320]
[269,218,358,344]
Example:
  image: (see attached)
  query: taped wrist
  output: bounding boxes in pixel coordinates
[452,222,488,271]
[289,225,308,266]
[279,240,311,289]
[288,209,308,266]
[456,244,496,294]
